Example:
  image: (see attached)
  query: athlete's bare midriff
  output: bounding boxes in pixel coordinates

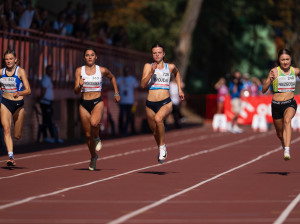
[81,91,101,100]
[147,89,170,101]
[273,92,294,102]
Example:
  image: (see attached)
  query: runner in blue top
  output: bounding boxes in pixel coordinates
[262,48,300,160]
[0,49,31,167]
[141,43,184,164]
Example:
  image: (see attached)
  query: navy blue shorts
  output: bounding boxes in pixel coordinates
[271,98,297,120]
[1,97,24,114]
[80,97,103,114]
[146,97,171,113]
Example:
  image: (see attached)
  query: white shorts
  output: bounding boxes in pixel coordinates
[231,98,241,114]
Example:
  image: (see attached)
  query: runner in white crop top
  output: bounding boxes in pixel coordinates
[80,65,102,92]
[141,43,184,164]
[74,47,120,171]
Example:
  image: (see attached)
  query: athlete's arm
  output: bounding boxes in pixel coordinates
[170,64,184,101]
[262,68,276,94]
[15,67,31,97]
[101,67,120,103]
[141,63,156,89]
[294,67,300,78]
[74,67,83,95]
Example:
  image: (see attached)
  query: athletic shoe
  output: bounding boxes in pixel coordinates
[158,147,167,164]
[284,150,291,161]
[95,137,102,151]
[7,157,16,166]
[232,125,243,134]
[89,154,98,171]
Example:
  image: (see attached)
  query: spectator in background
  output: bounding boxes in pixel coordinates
[259,78,272,95]
[40,65,63,143]
[64,1,74,21]
[3,0,16,31]
[249,76,261,96]
[229,71,244,133]
[117,66,138,136]
[73,14,87,39]
[18,0,39,29]
[169,77,185,128]
[53,11,67,36]
[241,72,252,97]
[65,14,76,36]
[113,27,129,48]
[214,77,229,114]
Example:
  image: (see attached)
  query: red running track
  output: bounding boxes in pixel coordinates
[0,124,300,224]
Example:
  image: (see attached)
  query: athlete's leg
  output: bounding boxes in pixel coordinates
[282,107,296,148]
[79,105,95,157]
[90,101,104,150]
[13,107,25,140]
[146,107,160,146]
[154,102,172,146]
[273,118,283,145]
[1,105,13,154]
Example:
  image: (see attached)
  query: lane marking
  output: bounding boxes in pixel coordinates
[108,137,300,224]
[0,132,274,210]
[0,133,231,180]
[273,193,300,224]
[0,127,209,163]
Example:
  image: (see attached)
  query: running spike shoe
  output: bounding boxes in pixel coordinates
[284,150,290,161]
[7,157,16,166]
[89,154,98,171]
[158,148,167,164]
[95,137,102,152]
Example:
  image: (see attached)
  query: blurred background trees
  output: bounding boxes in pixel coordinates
[93,0,300,94]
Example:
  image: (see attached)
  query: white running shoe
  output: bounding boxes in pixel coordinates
[232,125,243,134]
[95,137,102,151]
[284,150,291,161]
[158,147,167,164]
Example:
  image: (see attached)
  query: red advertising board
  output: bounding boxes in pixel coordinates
[224,95,300,125]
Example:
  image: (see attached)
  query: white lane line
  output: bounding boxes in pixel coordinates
[0,127,209,163]
[0,133,228,180]
[108,137,300,224]
[0,132,272,210]
[273,193,300,224]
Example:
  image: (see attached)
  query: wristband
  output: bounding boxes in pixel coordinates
[114,92,120,96]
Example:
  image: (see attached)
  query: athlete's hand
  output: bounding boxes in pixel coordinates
[151,62,157,73]
[13,91,20,98]
[79,76,85,87]
[179,90,185,101]
[270,70,275,81]
[114,95,120,103]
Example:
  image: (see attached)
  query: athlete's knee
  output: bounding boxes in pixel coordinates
[14,134,21,140]
[90,120,100,128]
[154,115,163,124]
[283,117,292,126]
[3,126,11,135]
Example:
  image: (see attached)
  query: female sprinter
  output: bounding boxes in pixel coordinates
[74,47,120,171]
[262,48,300,160]
[141,43,184,164]
[0,49,31,166]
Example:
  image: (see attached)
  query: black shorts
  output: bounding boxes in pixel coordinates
[1,97,24,114]
[271,98,297,120]
[146,97,172,113]
[80,97,103,114]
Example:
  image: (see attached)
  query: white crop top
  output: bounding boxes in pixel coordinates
[80,65,102,92]
[148,63,171,90]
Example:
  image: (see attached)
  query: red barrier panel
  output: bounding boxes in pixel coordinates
[224,95,300,124]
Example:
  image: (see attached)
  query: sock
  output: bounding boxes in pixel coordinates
[8,152,14,158]
[159,144,166,150]
[284,147,290,152]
